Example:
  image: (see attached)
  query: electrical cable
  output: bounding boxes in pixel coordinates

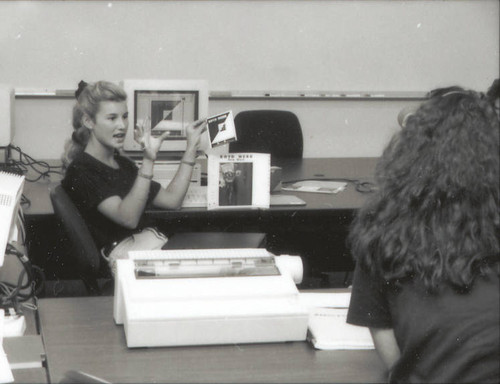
[6,144,63,182]
[0,150,48,314]
[1,243,45,314]
[2,145,62,207]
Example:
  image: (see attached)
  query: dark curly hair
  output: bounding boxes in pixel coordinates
[349,87,499,292]
[486,78,499,103]
[486,78,499,120]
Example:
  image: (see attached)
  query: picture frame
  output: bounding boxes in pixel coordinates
[121,79,208,153]
[207,153,270,210]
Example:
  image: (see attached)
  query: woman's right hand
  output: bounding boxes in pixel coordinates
[134,116,173,161]
[135,117,206,160]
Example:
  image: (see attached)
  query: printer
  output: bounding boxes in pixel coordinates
[113,248,309,348]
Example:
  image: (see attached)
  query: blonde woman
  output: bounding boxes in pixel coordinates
[61,80,206,273]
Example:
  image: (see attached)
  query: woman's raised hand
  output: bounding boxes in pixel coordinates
[134,116,171,161]
[185,118,207,152]
[135,117,206,160]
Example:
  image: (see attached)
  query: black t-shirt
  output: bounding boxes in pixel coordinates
[61,152,161,249]
[347,263,500,383]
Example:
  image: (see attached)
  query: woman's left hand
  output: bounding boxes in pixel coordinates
[185,118,207,152]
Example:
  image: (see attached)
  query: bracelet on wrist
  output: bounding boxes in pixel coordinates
[138,170,153,180]
[181,160,196,167]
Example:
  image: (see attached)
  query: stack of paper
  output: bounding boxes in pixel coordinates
[300,292,374,350]
[282,180,347,194]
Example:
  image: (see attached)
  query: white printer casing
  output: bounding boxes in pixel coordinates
[113,248,308,348]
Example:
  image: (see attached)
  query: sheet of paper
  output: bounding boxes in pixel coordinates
[307,307,375,350]
[299,292,351,308]
[282,180,347,194]
[299,291,375,350]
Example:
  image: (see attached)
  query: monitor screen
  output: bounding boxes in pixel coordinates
[121,79,209,153]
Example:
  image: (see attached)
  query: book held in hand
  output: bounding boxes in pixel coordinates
[206,111,237,148]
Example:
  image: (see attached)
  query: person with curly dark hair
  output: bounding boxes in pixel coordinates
[346,87,499,383]
[486,78,499,120]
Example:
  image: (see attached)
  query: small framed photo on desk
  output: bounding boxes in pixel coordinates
[207,153,270,210]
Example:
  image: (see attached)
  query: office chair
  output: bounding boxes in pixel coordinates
[229,110,304,159]
[164,232,266,250]
[49,185,108,295]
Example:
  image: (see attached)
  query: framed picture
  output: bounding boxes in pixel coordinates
[207,153,270,210]
[137,90,198,140]
[121,79,208,153]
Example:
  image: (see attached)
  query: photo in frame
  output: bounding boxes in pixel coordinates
[207,153,270,210]
[137,90,198,140]
[121,79,208,153]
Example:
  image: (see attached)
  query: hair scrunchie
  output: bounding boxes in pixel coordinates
[75,80,88,100]
[72,127,90,146]
[72,130,82,145]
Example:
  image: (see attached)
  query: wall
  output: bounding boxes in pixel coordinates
[2,0,498,159]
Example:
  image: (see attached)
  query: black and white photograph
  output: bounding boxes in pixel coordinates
[217,161,252,206]
[0,1,498,383]
[207,153,270,211]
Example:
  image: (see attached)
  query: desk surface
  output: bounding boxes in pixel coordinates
[39,296,386,384]
[24,157,378,281]
[23,157,378,216]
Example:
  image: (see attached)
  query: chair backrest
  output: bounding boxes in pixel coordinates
[229,110,304,158]
[49,185,102,289]
[163,232,266,250]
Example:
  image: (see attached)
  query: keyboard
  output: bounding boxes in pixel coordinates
[182,186,207,208]
[182,185,306,208]
[138,160,201,189]
[180,186,306,208]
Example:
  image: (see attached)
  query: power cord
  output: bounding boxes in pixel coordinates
[5,144,64,182]
[1,243,45,315]
[2,144,64,208]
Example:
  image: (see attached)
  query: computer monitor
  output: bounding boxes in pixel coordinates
[121,79,209,153]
